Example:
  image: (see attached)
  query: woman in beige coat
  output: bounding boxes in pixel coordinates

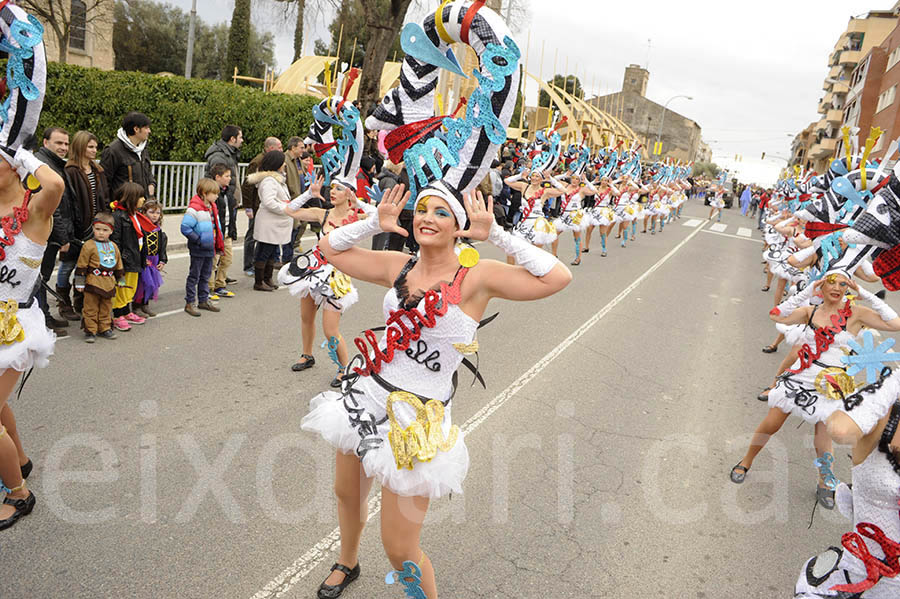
[247,150,294,291]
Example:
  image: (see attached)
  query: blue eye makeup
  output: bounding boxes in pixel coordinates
[435,208,451,218]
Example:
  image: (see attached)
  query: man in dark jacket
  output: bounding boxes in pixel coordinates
[35,127,75,334]
[204,124,243,211]
[100,111,156,200]
[240,136,282,275]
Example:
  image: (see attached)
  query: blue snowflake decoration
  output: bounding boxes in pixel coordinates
[842,330,900,384]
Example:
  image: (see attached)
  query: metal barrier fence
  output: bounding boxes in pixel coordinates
[152,161,249,212]
[152,161,323,212]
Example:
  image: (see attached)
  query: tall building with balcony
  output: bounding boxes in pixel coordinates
[810,9,897,172]
[790,122,817,170]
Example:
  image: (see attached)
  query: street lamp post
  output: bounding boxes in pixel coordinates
[656,94,692,156]
[185,0,197,79]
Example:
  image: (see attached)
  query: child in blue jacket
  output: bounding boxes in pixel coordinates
[180,178,224,316]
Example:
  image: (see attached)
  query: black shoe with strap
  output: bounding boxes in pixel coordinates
[317,563,360,599]
[291,355,315,372]
[730,464,749,484]
[0,490,35,531]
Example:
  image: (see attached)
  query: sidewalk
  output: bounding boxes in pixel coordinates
[163,209,251,254]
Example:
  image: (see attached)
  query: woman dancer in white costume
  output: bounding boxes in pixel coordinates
[301,3,571,597]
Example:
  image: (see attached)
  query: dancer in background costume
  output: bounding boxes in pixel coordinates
[278,83,373,386]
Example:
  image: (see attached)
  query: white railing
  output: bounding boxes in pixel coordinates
[152,161,323,211]
[151,161,250,212]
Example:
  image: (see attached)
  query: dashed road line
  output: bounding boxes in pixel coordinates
[700,229,764,244]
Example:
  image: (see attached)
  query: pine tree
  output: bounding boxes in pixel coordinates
[227,0,251,78]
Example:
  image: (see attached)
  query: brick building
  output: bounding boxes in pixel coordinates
[862,20,900,163]
[587,65,703,162]
[33,0,115,71]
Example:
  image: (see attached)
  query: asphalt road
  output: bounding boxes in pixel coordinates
[3,202,884,598]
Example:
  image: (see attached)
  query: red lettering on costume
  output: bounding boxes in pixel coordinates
[787,300,853,374]
[352,268,469,377]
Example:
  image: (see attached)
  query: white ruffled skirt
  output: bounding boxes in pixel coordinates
[512,214,558,246]
[553,208,587,233]
[301,376,470,499]
[649,201,670,217]
[587,206,615,227]
[277,260,358,313]
[0,304,55,373]
[768,342,899,431]
[614,205,639,223]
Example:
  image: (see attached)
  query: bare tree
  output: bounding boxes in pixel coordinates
[19,0,113,63]
[357,0,412,119]
[270,0,307,62]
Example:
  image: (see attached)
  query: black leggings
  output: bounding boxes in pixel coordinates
[254,241,280,262]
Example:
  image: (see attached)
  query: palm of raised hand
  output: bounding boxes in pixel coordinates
[465,207,494,241]
[456,190,494,242]
[377,184,409,236]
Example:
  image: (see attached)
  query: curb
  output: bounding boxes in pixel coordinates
[167,235,247,254]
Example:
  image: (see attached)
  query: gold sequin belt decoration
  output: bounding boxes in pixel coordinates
[329,270,353,299]
[814,367,860,401]
[387,391,459,471]
[0,299,25,345]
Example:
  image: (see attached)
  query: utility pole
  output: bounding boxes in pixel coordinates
[185,0,197,78]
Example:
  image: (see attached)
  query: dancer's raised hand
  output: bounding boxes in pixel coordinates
[455,189,494,241]
[377,183,410,236]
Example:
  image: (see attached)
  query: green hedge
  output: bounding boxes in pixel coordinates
[38,62,319,161]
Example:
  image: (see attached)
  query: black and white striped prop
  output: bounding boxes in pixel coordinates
[366,0,520,225]
[0,1,45,168]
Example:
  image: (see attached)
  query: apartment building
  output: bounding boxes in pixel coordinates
[809,9,896,172]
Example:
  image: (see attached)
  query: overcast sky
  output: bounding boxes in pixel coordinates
[168,0,895,185]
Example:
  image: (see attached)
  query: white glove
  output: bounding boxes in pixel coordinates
[488,222,559,277]
[288,190,314,211]
[355,198,377,217]
[856,286,898,322]
[835,482,853,521]
[12,147,43,182]
[326,214,383,251]
[773,284,814,317]
[547,176,568,192]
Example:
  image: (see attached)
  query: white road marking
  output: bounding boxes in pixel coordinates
[736,227,752,238]
[700,229,764,244]
[709,223,727,233]
[682,218,702,228]
[248,221,710,599]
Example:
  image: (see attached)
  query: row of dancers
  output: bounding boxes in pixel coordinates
[729,128,900,597]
